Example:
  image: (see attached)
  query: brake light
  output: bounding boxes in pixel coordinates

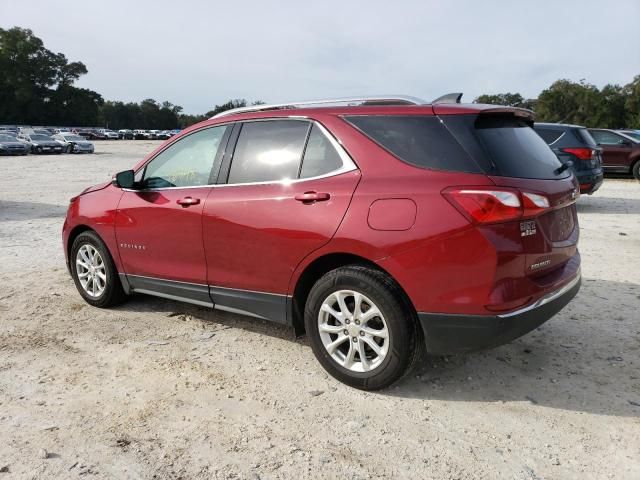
[561,147,593,160]
[522,192,550,216]
[443,188,551,224]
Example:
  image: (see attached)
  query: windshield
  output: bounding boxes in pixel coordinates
[30,134,52,141]
[64,135,84,141]
[0,134,17,141]
[620,131,640,142]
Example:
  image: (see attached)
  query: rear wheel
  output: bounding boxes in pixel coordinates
[632,160,640,180]
[70,231,127,308]
[305,265,420,390]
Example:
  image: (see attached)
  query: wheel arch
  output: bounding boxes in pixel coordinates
[66,225,94,268]
[289,252,415,336]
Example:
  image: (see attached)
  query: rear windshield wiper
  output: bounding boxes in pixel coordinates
[555,160,573,175]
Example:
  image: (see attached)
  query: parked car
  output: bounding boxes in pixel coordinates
[76,129,107,141]
[98,129,120,140]
[118,129,134,140]
[156,130,171,140]
[0,133,29,155]
[53,134,95,154]
[169,129,181,137]
[18,133,63,154]
[534,123,604,194]
[63,95,581,390]
[616,130,640,142]
[133,129,150,140]
[589,129,640,179]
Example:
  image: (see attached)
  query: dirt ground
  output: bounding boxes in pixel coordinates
[1,140,639,479]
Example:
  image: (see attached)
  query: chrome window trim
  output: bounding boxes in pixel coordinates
[122,117,357,192]
[218,118,357,188]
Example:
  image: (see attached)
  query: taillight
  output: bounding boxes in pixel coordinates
[442,188,551,225]
[561,147,594,160]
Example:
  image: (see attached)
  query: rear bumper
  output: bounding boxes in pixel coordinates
[576,171,603,194]
[418,272,581,355]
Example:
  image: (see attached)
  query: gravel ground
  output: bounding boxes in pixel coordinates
[1,141,639,479]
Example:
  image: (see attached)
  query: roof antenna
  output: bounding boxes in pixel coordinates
[432,93,463,104]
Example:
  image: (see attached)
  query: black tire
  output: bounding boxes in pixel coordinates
[66,144,73,153]
[70,230,127,308]
[305,265,421,390]
[632,160,640,181]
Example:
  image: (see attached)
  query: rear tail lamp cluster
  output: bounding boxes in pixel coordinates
[442,188,551,224]
[561,147,595,160]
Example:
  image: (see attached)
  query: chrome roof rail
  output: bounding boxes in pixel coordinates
[210,95,428,119]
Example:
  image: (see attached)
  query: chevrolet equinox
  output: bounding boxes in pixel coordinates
[63,95,582,390]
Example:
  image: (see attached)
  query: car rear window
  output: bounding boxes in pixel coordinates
[344,115,483,173]
[345,114,567,180]
[442,115,567,180]
[575,128,597,147]
[534,127,564,144]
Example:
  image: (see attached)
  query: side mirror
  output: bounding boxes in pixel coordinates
[112,169,135,189]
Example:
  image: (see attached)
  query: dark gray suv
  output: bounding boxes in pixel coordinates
[534,123,604,195]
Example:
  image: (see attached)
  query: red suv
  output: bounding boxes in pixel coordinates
[63,95,581,390]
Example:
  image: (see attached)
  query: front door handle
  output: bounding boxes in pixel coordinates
[294,191,331,203]
[177,196,200,207]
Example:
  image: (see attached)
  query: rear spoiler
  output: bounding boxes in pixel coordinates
[432,102,536,121]
[480,106,535,121]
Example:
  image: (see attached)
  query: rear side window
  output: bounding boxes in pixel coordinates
[344,115,483,173]
[575,128,597,147]
[534,127,564,145]
[228,120,310,183]
[443,115,566,180]
[299,124,343,178]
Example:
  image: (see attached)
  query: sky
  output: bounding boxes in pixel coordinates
[1,0,639,114]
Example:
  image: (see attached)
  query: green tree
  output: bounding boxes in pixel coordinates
[623,75,640,129]
[0,26,100,125]
[535,79,602,125]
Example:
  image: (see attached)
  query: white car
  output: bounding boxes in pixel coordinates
[98,129,120,140]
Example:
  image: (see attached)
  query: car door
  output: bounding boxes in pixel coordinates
[115,125,230,305]
[202,119,360,323]
[591,130,633,171]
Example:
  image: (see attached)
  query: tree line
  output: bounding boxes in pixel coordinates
[474,76,640,129]
[1,26,638,130]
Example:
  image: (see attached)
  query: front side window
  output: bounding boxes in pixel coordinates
[142,125,227,188]
[228,120,310,184]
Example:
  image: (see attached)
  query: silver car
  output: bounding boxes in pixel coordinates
[53,134,95,154]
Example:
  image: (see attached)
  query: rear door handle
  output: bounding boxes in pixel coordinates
[177,196,200,207]
[294,191,330,203]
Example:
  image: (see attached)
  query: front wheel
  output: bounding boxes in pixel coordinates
[632,160,640,181]
[70,231,127,308]
[305,265,420,390]
[66,144,73,153]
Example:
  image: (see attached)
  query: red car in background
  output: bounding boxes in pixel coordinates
[63,95,581,390]
[588,128,640,179]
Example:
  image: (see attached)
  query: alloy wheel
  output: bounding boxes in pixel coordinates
[75,244,107,297]
[318,290,389,372]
